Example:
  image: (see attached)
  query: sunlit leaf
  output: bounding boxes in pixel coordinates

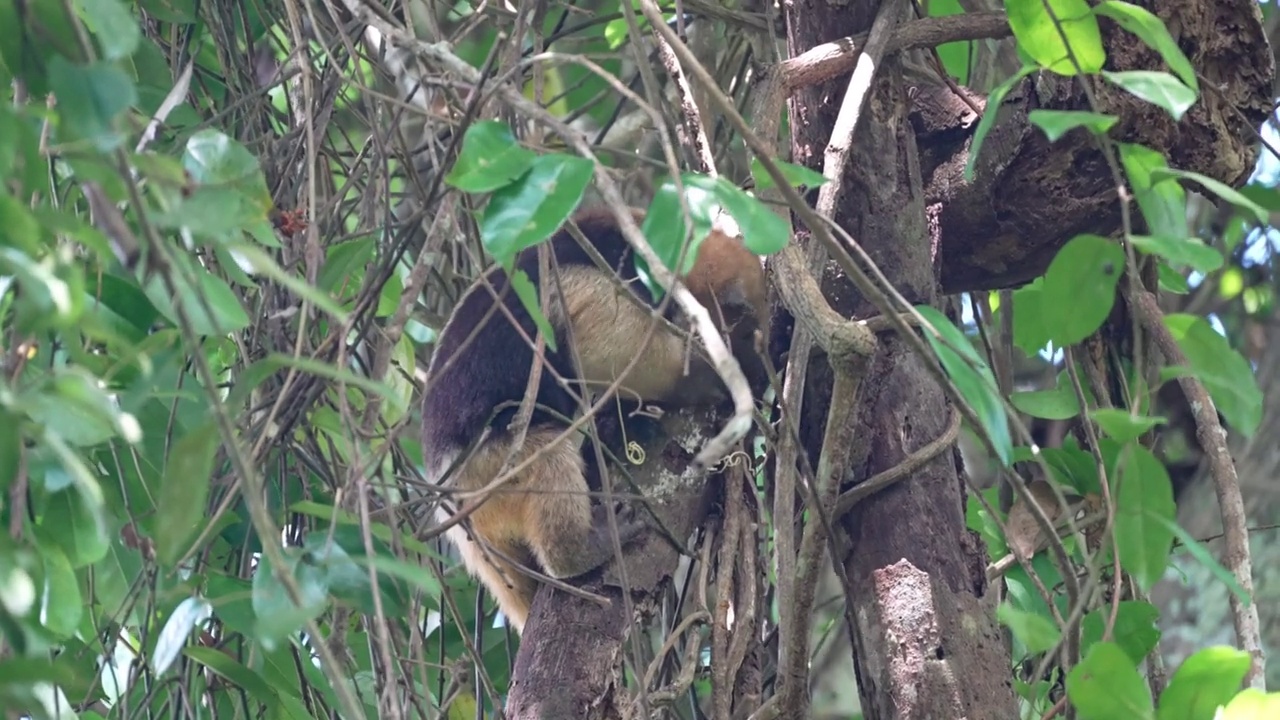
[1094,2,1197,91]
[1066,642,1155,719]
[1090,408,1166,444]
[75,0,141,61]
[1080,601,1160,664]
[1028,110,1118,141]
[1040,234,1124,347]
[997,603,1061,656]
[1112,446,1175,592]
[1217,688,1280,720]
[1102,71,1196,120]
[1004,0,1106,75]
[1157,645,1250,720]
[750,157,828,191]
[481,153,593,267]
[1129,235,1223,274]
[1163,314,1262,437]
[38,546,82,638]
[446,120,537,193]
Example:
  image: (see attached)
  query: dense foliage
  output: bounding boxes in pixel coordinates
[0,0,1278,718]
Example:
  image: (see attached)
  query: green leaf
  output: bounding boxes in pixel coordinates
[154,186,269,241]
[163,131,273,242]
[1163,314,1262,437]
[0,658,81,688]
[155,424,219,567]
[931,0,973,83]
[0,555,36,626]
[227,243,350,324]
[1102,71,1196,121]
[1040,234,1124,347]
[1157,645,1251,720]
[1090,408,1166,444]
[251,547,330,648]
[24,370,122,447]
[997,603,1061,655]
[74,0,140,61]
[0,247,82,331]
[1119,143,1186,239]
[509,268,557,352]
[1027,110,1118,141]
[152,596,212,676]
[1007,554,1067,625]
[1011,278,1054,354]
[356,554,444,599]
[1010,382,1081,420]
[445,120,537,193]
[1112,445,1175,592]
[966,64,1037,182]
[706,177,790,255]
[1040,445,1101,496]
[299,533,377,615]
[0,411,18,494]
[0,191,44,255]
[38,545,82,638]
[603,18,631,50]
[225,353,401,415]
[1218,688,1280,720]
[1158,261,1190,295]
[641,178,719,282]
[1067,642,1155,720]
[205,574,257,638]
[1081,601,1160,664]
[1004,0,1106,75]
[915,305,1013,466]
[1129,235,1223,274]
[1094,2,1198,92]
[184,130,271,198]
[287,500,437,558]
[185,646,283,706]
[481,153,594,267]
[749,157,828,191]
[376,267,404,317]
[1238,182,1280,212]
[0,1,28,89]
[48,56,137,152]
[966,486,1009,560]
[86,538,145,628]
[144,254,251,336]
[0,107,21,179]
[1158,514,1250,606]
[38,487,108,569]
[1151,168,1270,226]
[319,236,374,297]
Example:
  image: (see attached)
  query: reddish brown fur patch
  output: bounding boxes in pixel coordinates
[683,229,769,335]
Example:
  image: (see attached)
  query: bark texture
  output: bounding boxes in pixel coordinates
[927,0,1271,292]
[777,0,1273,716]
[782,0,1017,715]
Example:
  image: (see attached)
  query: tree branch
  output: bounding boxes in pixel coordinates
[1131,289,1266,688]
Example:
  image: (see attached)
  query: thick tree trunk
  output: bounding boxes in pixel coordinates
[783,0,1019,717]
